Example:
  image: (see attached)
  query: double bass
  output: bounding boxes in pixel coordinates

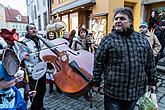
[38,36,94,97]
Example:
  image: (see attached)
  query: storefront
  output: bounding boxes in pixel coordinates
[51,0,95,34]
[51,0,141,43]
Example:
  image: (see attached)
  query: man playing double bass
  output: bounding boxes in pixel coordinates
[18,23,46,110]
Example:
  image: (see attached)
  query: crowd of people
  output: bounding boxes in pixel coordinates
[0,7,164,110]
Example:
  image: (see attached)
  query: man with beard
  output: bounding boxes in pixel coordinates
[18,23,46,110]
[92,7,158,110]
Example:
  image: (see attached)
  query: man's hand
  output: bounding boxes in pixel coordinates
[22,52,29,60]
[92,86,100,92]
[28,90,36,97]
[148,85,156,93]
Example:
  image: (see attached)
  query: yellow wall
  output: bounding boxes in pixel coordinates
[108,0,124,32]
[93,0,141,32]
[124,0,141,31]
[93,0,109,15]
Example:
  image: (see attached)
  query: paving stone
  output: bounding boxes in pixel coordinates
[157,87,165,94]
[158,102,165,110]
[160,96,165,104]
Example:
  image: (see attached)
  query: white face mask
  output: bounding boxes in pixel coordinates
[48,32,55,40]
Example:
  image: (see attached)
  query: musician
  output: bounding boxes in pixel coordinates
[18,23,46,110]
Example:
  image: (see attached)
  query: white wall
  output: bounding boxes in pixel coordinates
[27,0,48,35]
[0,4,6,28]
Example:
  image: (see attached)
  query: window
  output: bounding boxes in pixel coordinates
[37,0,39,10]
[20,26,22,31]
[16,15,22,21]
[62,15,69,32]
[43,0,46,7]
[70,13,78,33]
[38,15,41,30]
[43,12,48,30]
[90,15,107,44]
[31,5,34,21]
[34,5,37,19]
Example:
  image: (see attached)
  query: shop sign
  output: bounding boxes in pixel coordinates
[58,0,75,4]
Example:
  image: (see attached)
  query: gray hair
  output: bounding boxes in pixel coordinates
[114,7,134,23]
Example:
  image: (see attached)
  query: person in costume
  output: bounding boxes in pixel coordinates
[45,24,56,94]
[0,28,36,110]
[0,35,26,110]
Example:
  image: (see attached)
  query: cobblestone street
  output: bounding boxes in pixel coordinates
[44,71,165,110]
[44,87,104,110]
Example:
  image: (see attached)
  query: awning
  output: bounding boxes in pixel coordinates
[51,0,96,15]
[142,0,165,4]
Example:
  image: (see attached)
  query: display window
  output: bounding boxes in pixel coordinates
[90,16,107,44]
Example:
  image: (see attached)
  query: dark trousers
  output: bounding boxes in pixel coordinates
[49,80,54,93]
[104,95,137,110]
[29,74,46,110]
[155,47,165,65]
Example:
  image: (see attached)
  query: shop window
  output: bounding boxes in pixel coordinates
[90,16,107,44]
[62,14,69,32]
[70,12,78,34]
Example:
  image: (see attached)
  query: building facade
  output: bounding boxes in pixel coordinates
[5,7,28,36]
[26,0,49,35]
[0,3,6,28]
[51,0,141,44]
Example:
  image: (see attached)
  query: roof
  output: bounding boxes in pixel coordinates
[51,0,96,15]
[5,7,28,23]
